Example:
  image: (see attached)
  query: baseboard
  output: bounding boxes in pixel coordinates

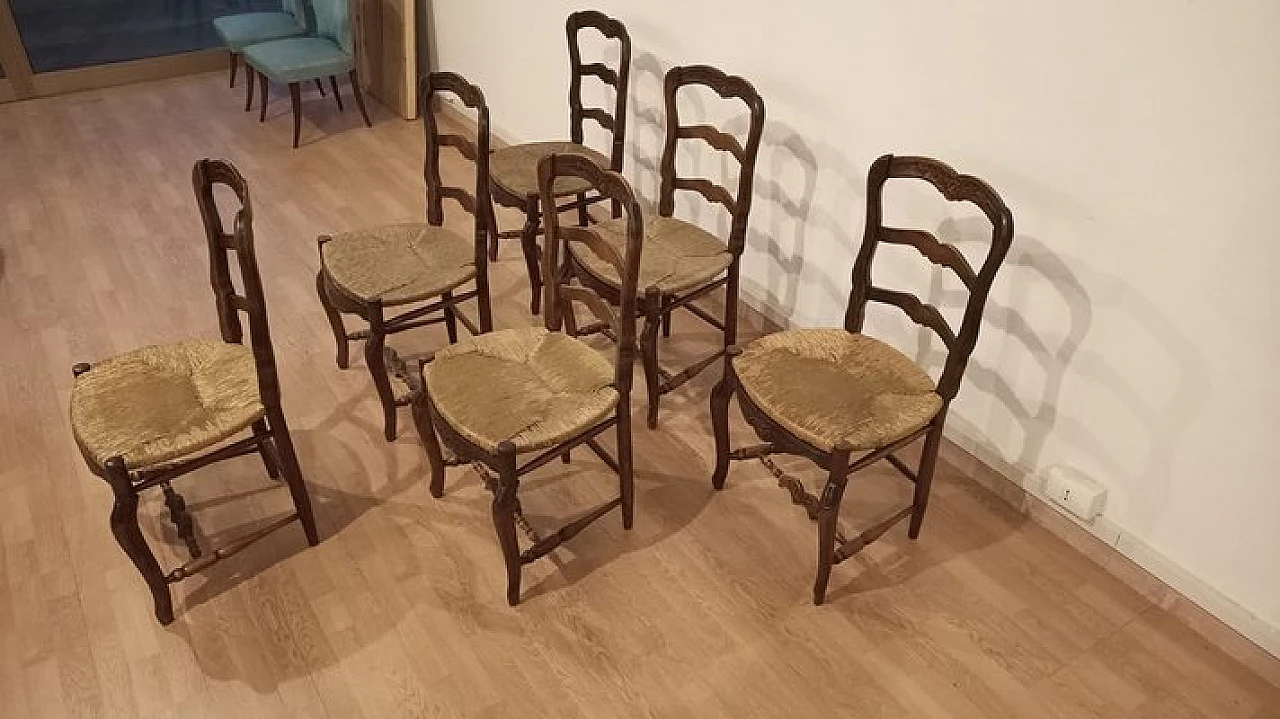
[738,279,1280,685]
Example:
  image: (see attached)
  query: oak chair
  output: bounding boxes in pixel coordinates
[567,64,764,428]
[709,154,1014,604]
[242,0,371,148]
[412,153,643,605]
[317,72,494,441]
[68,159,320,625]
[487,9,631,315]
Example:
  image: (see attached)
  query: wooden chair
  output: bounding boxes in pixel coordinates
[411,152,643,606]
[487,9,631,315]
[317,72,494,441]
[67,159,320,625]
[568,64,764,428]
[709,154,1014,604]
[241,0,371,147]
[213,0,308,89]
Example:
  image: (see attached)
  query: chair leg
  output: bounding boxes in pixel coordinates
[329,75,344,112]
[315,270,350,369]
[289,82,301,148]
[266,408,321,546]
[244,65,255,112]
[258,71,269,123]
[314,78,325,97]
[491,442,522,605]
[251,418,281,479]
[519,204,542,315]
[229,51,238,88]
[348,70,372,127]
[617,408,635,529]
[909,417,945,539]
[441,290,459,344]
[640,287,663,429]
[364,304,398,441]
[813,444,852,605]
[709,361,738,490]
[104,458,174,625]
[412,390,447,498]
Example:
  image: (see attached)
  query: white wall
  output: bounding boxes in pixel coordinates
[429,0,1280,649]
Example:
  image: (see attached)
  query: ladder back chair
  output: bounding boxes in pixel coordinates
[487,9,631,315]
[709,154,1014,604]
[68,159,320,624]
[568,64,764,428]
[412,152,644,605]
[317,72,495,441]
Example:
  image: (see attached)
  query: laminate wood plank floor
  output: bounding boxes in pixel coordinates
[0,73,1276,718]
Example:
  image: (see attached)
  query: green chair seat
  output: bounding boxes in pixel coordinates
[213,13,306,52]
[243,37,352,84]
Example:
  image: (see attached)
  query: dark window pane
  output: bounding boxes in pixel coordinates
[12,0,284,73]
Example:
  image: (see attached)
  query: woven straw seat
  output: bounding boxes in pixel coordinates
[321,223,476,306]
[490,141,611,199]
[735,329,943,452]
[70,340,264,471]
[571,215,733,295]
[424,327,618,453]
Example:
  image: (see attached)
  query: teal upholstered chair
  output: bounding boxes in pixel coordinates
[242,0,372,148]
[213,0,310,90]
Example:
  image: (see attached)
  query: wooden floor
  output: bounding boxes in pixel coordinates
[1,73,1277,719]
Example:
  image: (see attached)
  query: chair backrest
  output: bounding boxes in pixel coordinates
[282,0,315,33]
[421,72,491,273]
[539,153,644,393]
[845,154,1015,402]
[566,10,631,172]
[312,0,352,53]
[658,65,765,256]
[191,159,283,408]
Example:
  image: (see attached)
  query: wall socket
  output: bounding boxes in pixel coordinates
[1042,465,1107,522]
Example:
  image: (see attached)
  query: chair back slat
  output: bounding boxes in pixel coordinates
[846,154,1014,400]
[421,72,491,271]
[539,153,644,392]
[192,158,283,407]
[880,227,978,289]
[658,64,765,255]
[567,10,631,171]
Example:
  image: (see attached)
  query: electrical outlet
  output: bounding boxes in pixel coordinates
[1043,465,1106,522]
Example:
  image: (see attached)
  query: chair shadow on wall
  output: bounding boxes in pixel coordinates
[918,220,1211,538]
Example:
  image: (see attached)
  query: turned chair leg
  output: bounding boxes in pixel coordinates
[288,82,302,148]
[104,457,174,625]
[441,290,459,344]
[229,51,238,88]
[490,442,523,606]
[813,444,852,605]
[244,65,255,112]
[640,287,663,429]
[266,409,320,546]
[364,303,398,441]
[519,203,543,315]
[315,270,350,369]
[709,358,738,490]
[329,75,344,112]
[909,417,945,539]
[258,72,269,123]
[251,418,281,479]
[617,409,635,529]
[412,389,447,499]
[349,70,372,127]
